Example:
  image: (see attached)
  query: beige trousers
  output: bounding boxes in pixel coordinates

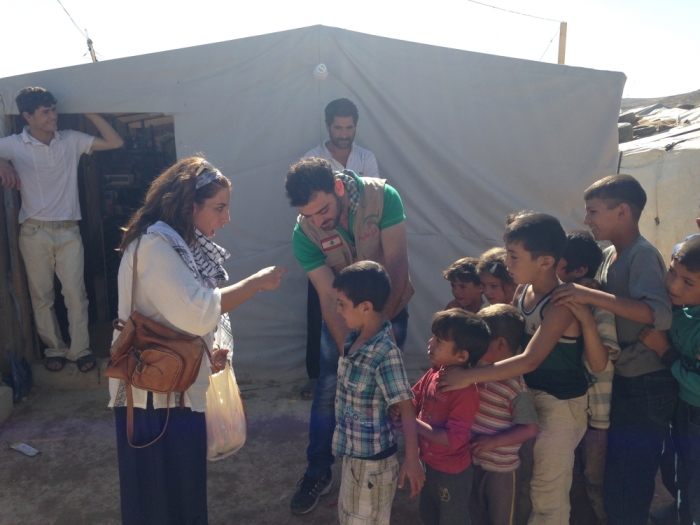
[19,221,90,360]
[339,454,399,525]
[528,390,587,525]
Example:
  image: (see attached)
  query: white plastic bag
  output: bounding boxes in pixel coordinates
[205,362,247,461]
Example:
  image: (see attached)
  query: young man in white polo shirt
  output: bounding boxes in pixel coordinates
[0,86,123,372]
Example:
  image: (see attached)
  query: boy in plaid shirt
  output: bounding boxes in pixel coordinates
[332,261,424,524]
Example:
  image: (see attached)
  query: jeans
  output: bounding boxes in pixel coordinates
[604,370,678,525]
[304,307,408,480]
[676,399,700,525]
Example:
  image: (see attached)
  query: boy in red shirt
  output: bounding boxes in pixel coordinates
[394,309,491,525]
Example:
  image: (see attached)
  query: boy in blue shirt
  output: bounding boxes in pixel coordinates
[332,261,424,524]
[641,236,700,525]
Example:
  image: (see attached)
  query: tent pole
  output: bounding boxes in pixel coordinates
[558,22,567,65]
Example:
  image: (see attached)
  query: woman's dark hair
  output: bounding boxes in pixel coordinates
[119,157,231,253]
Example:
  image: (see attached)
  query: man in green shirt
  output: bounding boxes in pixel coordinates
[285,157,413,515]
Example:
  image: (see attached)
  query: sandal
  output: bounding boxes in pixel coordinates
[76,355,97,373]
[300,378,317,400]
[45,356,66,372]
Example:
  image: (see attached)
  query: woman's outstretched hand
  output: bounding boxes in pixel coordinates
[253,266,288,291]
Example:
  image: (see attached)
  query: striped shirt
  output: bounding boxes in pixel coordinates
[333,322,414,458]
[471,376,538,472]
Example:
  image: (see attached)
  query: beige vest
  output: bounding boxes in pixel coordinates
[298,176,414,312]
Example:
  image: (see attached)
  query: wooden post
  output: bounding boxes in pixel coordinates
[558,22,568,65]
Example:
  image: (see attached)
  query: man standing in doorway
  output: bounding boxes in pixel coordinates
[300,99,380,400]
[0,86,124,373]
[285,155,413,515]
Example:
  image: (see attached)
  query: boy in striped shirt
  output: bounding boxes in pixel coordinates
[470,304,539,525]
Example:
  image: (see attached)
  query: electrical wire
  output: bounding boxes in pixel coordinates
[465,0,562,23]
[539,28,560,61]
[56,0,87,39]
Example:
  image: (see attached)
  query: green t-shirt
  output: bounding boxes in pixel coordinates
[292,181,405,272]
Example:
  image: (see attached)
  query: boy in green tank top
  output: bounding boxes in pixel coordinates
[437,213,608,525]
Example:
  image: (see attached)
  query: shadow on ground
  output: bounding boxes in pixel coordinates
[0,374,672,525]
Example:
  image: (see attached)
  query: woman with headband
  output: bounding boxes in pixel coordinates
[110,157,287,524]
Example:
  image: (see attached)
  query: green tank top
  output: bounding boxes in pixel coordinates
[518,285,588,400]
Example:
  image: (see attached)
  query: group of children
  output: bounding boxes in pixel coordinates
[328,173,700,525]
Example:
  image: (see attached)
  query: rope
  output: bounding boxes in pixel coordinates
[466,0,562,23]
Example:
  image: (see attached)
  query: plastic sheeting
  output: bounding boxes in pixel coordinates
[0,26,625,379]
[619,125,700,262]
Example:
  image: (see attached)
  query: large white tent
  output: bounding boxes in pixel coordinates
[0,25,625,379]
[619,123,700,261]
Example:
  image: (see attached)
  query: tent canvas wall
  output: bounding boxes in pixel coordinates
[0,25,625,379]
[619,124,700,261]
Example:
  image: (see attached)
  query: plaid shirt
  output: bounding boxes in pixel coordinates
[333,322,414,458]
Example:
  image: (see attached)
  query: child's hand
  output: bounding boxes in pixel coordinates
[562,301,594,326]
[388,404,402,421]
[578,277,602,291]
[551,283,594,306]
[445,299,462,310]
[398,456,425,498]
[436,366,474,391]
[470,435,499,457]
[639,327,672,358]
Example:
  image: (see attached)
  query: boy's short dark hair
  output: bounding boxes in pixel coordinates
[478,304,525,355]
[504,213,567,262]
[16,87,57,116]
[431,309,491,368]
[333,261,391,312]
[443,257,481,286]
[505,209,536,227]
[583,174,647,220]
[325,98,359,126]
[562,230,603,279]
[673,236,700,273]
[475,247,515,287]
[285,157,336,207]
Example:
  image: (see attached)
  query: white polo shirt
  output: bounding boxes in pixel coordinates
[304,141,379,177]
[0,127,94,223]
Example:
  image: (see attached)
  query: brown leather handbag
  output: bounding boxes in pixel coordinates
[105,236,212,448]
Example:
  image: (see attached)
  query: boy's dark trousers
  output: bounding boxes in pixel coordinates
[675,399,700,525]
[420,463,473,525]
[603,370,678,525]
[469,465,518,525]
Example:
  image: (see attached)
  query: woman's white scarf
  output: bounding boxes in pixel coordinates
[146,221,233,352]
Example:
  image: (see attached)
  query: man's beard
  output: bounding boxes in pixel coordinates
[321,194,344,230]
[329,135,353,150]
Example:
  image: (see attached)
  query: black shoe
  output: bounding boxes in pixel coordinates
[649,501,679,525]
[290,471,332,515]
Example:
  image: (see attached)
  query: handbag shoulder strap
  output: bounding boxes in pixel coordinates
[130,236,142,315]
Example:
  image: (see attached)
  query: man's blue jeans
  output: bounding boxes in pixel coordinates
[603,369,678,525]
[304,308,409,480]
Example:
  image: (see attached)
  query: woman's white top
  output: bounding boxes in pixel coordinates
[108,232,222,412]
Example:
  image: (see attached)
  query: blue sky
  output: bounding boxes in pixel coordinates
[2,0,698,98]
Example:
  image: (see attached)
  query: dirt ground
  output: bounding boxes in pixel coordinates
[0,368,673,525]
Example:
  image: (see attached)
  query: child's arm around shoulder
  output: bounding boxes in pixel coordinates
[438,302,576,391]
[394,399,426,498]
[551,283,656,325]
[563,302,609,372]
